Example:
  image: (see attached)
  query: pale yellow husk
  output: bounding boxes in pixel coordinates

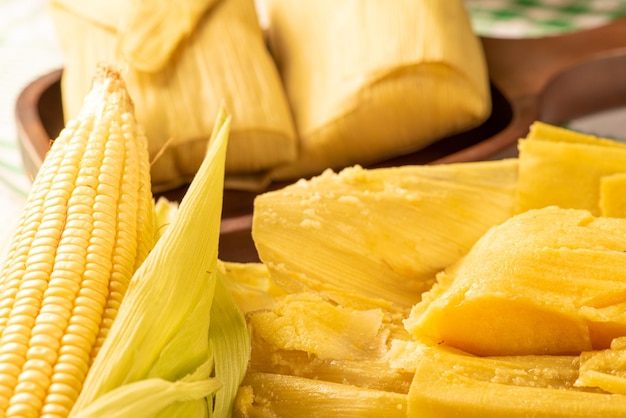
[265,0,491,181]
[252,159,518,311]
[48,0,297,192]
[235,373,408,418]
[406,344,626,418]
[515,121,626,215]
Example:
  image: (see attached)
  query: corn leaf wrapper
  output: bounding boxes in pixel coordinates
[407,344,626,418]
[266,0,491,181]
[210,271,251,417]
[515,121,626,215]
[70,109,249,417]
[235,373,408,418]
[252,159,518,311]
[71,361,221,418]
[48,0,297,192]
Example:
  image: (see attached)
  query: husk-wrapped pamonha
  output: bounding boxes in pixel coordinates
[265,0,492,181]
[49,0,490,191]
[48,0,297,192]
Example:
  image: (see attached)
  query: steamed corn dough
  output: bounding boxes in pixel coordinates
[266,0,491,181]
[49,0,296,192]
[406,206,626,357]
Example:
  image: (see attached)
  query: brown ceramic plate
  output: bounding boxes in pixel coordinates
[15,18,626,262]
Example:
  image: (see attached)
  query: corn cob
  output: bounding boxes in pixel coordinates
[70,107,249,417]
[0,65,155,417]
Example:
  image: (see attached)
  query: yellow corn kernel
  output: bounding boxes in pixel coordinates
[0,65,154,418]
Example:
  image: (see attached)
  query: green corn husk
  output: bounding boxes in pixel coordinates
[72,359,221,418]
[154,196,180,241]
[70,108,249,417]
[210,271,251,417]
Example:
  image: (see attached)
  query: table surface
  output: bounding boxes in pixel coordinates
[2,0,626,255]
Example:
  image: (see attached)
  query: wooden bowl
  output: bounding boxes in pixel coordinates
[15,18,626,262]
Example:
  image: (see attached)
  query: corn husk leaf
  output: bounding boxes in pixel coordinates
[235,373,407,418]
[515,121,626,215]
[154,196,179,241]
[72,359,220,418]
[266,0,491,180]
[210,271,251,417]
[252,159,518,311]
[407,344,626,418]
[70,108,232,414]
[117,0,220,72]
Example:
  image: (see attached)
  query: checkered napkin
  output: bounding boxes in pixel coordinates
[467,0,626,38]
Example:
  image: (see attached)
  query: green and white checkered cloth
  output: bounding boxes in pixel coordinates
[467,0,626,37]
[1,0,626,254]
